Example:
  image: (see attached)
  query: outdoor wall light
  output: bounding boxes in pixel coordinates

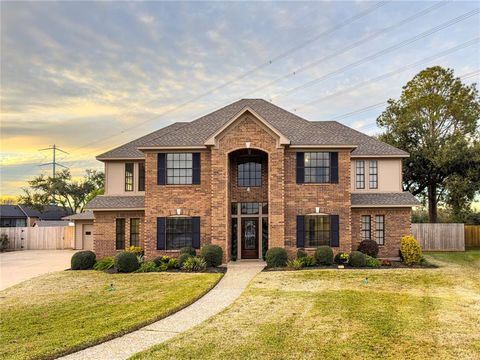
[176,208,182,215]
[245,141,251,148]
[315,207,320,213]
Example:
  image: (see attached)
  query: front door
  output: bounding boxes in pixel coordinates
[241,218,258,259]
[83,224,93,250]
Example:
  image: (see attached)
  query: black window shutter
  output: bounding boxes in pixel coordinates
[296,215,305,248]
[296,152,305,184]
[192,216,200,249]
[330,152,338,184]
[157,153,166,185]
[157,217,166,250]
[330,215,339,247]
[192,153,201,184]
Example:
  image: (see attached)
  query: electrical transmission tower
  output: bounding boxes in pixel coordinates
[39,144,69,178]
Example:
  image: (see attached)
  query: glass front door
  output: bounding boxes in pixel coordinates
[241,218,258,259]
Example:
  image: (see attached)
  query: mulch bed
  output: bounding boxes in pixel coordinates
[99,266,227,274]
[264,261,437,271]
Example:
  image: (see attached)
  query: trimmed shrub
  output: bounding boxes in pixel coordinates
[200,245,223,267]
[71,250,96,270]
[315,246,334,265]
[178,253,192,268]
[287,258,304,270]
[265,247,288,268]
[167,258,179,269]
[300,255,316,267]
[153,256,171,267]
[357,240,379,257]
[365,255,381,268]
[334,252,349,265]
[296,248,308,259]
[182,256,207,272]
[180,247,196,257]
[115,251,140,273]
[349,251,366,267]
[137,261,157,273]
[93,256,114,271]
[400,235,423,265]
[126,246,143,255]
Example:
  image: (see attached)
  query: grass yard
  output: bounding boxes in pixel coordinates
[132,250,480,360]
[0,271,222,360]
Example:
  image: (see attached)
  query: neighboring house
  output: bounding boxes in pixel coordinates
[0,205,72,227]
[86,99,419,260]
[62,212,95,250]
[34,220,71,227]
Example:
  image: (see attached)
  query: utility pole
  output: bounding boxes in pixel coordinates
[39,144,69,178]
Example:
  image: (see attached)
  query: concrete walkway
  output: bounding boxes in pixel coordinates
[0,250,75,291]
[60,261,265,360]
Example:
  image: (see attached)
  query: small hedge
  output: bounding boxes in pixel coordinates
[200,245,223,267]
[297,248,308,259]
[180,247,196,257]
[349,251,366,267]
[365,255,381,267]
[71,250,96,270]
[265,247,288,268]
[115,251,140,273]
[315,246,333,265]
[400,235,423,265]
[334,252,349,265]
[137,261,157,273]
[182,256,207,272]
[178,253,192,268]
[357,240,379,257]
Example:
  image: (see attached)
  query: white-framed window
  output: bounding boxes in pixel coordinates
[369,160,378,189]
[356,160,365,189]
[375,215,385,245]
[361,215,371,241]
[166,153,193,185]
[304,152,331,183]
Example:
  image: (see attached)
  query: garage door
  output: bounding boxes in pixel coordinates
[83,224,93,250]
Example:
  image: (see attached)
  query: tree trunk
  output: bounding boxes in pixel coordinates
[428,183,438,223]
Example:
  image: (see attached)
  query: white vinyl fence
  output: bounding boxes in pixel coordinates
[412,223,465,251]
[0,226,75,250]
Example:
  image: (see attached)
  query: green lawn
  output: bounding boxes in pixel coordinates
[132,251,480,360]
[0,271,222,360]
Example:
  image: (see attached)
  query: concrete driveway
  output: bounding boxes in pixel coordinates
[0,250,75,291]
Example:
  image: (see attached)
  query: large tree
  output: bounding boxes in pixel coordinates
[20,169,104,214]
[377,66,480,222]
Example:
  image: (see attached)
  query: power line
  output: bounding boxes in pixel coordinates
[38,144,69,178]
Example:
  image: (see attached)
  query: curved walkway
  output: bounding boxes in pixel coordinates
[59,261,265,360]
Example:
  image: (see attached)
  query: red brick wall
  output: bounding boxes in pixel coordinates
[351,207,412,258]
[93,210,145,259]
[284,149,352,257]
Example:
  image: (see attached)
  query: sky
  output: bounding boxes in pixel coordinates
[1,1,479,196]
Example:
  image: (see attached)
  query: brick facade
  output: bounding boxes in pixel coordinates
[351,207,412,258]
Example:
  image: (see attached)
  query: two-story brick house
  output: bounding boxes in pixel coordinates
[86,99,418,261]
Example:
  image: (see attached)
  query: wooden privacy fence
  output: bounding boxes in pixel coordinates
[0,226,74,250]
[465,225,480,248]
[412,223,465,251]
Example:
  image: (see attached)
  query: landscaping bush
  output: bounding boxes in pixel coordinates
[180,247,196,257]
[300,255,316,267]
[182,256,207,272]
[93,256,114,271]
[287,258,304,270]
[315,246,334,265]
[0,234,9,251]
[153,255,171,267]
[365,255,381,268]
[296,248,308,259]
[126,246,143,255]
[178,253,192,268]
[265,247,288,268]
[136,261,157,273]
[71,250,96,270]
[200,245,223,267]
[357,240,379,257]
[349,251,366,267]
[115,251,140,273]
[400,235,423,265]
[334,252,349,265]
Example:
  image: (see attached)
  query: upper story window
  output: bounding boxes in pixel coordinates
[305,215,331,247]
[125,163,134,191]
[369,160,378,189]
[238,160,262,187]
[304,152,330,183]
[361,215,371,241]
[167,153,193,185]
[138,162,145,191]
[356,160,365,189]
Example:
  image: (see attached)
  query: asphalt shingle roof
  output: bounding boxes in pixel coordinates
[35,220,71,227]
[351,192,420,207]
[19,205,73,220]
[62,211,95,221]
[0,205,26,218]
[97,99,407,159]
[85,196,145,210]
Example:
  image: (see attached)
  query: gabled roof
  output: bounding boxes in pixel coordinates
[97,99,407,159]
[85,196,144,210]
[19,205,73,220]
[0,205,26,218]
[351,192,420,207]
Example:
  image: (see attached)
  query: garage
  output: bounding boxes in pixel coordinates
[62,212,95,250]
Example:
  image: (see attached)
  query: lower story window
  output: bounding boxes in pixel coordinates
[116,218,125,250]
[305,215,330,247]
[375,215,385,245]
[130,218,140,247]
[166,217,193,249]
[361,215,371,241]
